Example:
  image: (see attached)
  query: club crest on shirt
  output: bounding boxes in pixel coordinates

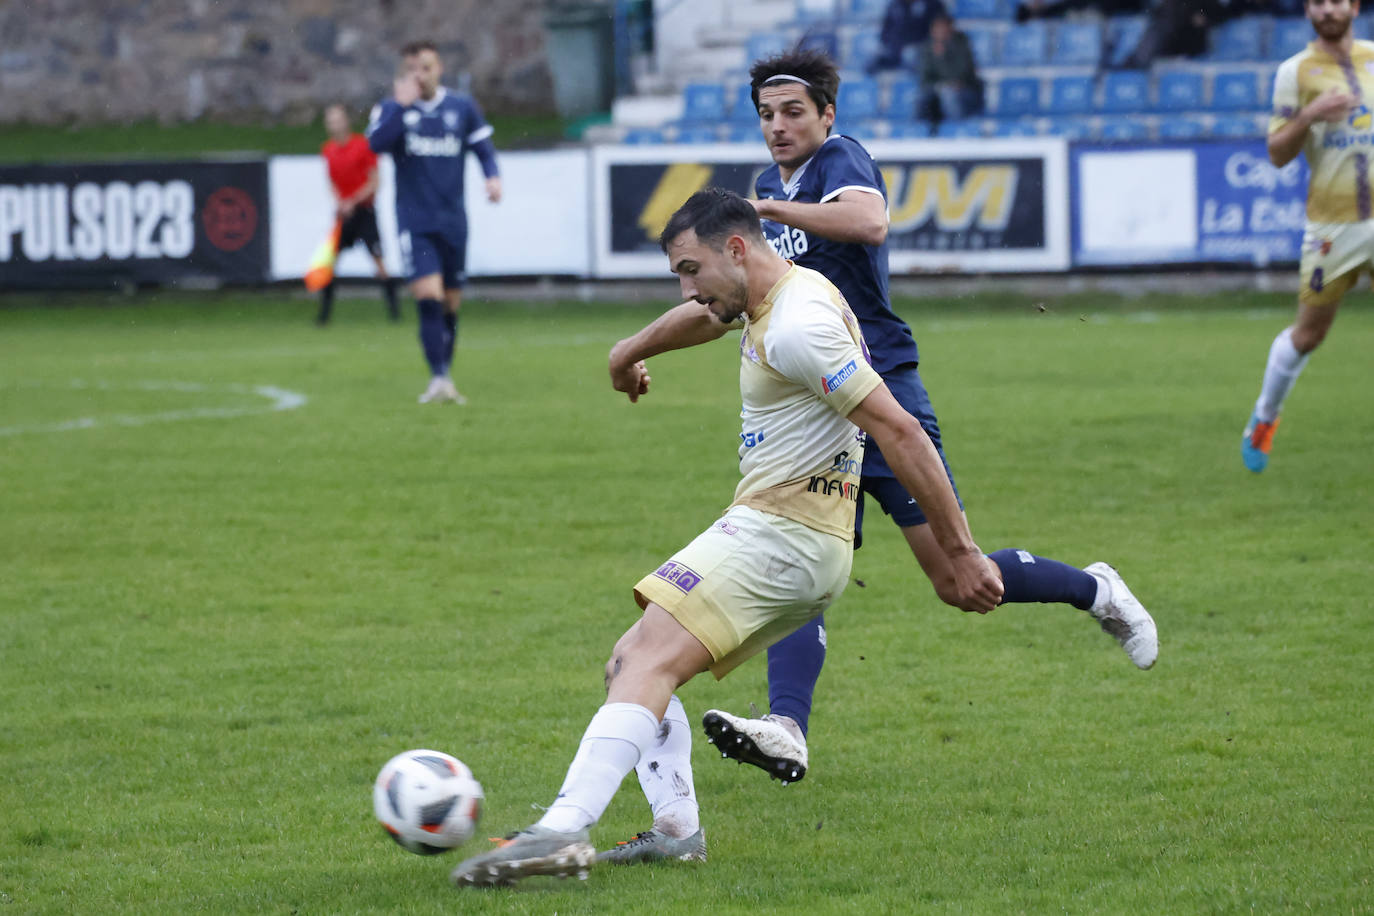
[444,110,459,129]
[403,110,422,126]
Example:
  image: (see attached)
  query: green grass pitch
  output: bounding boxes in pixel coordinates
[1,286,1370,913]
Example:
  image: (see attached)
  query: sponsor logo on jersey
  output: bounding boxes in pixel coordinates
[405,133,462,157]
[829,450,862,476]
[821,359,858,393]
[765,224,809,259]
[1351,105,1372,131]
[653,560,701,593]
[740,429,766,448]
[715,520,740,535]
[805,476,860,501]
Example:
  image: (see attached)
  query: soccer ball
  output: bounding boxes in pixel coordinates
[373,749,483,855]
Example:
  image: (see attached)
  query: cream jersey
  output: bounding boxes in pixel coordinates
[729,264,883,541]
[1271,38,1374,222]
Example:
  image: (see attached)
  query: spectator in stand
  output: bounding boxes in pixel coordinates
[1118,0,1266,69]
[916,13,984,129]
[867,0,948,73]
[1015,0,1142,22]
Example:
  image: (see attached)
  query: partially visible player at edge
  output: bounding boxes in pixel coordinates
[604,48,1158,859]
[1241,0,1367,471]
[317,103,400,325]
[451,187,1004,887]
[367,40,502,404]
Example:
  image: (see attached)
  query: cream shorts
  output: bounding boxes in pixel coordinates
[1299,219,1374,307]
[633,504,852,679]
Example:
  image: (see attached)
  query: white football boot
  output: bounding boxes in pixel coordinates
[702,709,808,784]
[1085,562,1158,670]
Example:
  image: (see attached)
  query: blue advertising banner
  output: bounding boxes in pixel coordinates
[1071,140,1307,268]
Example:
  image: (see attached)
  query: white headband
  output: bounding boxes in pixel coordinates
[763,74,813,87]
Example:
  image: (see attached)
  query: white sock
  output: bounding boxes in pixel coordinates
[537,702,660,833]
[633,695,700,839]
[1254,327,1310,423]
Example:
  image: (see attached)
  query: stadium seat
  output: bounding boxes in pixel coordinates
[884,77,922,120]
[846,29,883,71]
[964,25,1000,67]
[681,83,726,124]
[746,32,791,67]
[952,0,1006,19]
[729,84,759,123]
[1157,116,1208,140]
[1207,16,1267,62]
[1002,21,1049,67]
[888,120,935,138]
[936,118,986,138]
[1098,115,1151,142]
[1047,75,1095,115]
[1355,15,1374,40]
[993,76,1041,117]
[726,122,762,143]
[1099,71,1150,113]
[1042,116,1092,139]
[675,125,721,144]
[622,127,665,145]
[1270,16,1312,59]
[842,0,887,22]
[1212,113,1264,138]
[1212,70,1261,110]
[797,28,840,60]
[1156,71,1205,111]
[1106,15,1147,67]
[1051,21,1102,66]
[991,118,1039,137]
[837,78,882,120]
[838,119,885,140]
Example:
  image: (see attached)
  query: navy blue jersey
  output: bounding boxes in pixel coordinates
[755,135,919,374]
[366,87,498,234]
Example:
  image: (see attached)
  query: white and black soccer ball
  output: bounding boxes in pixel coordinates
[373,749,483,855]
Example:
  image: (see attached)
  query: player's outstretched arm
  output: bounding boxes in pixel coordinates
[753,190,887,246]
[847,385,1003,613]
[608,301,734,402]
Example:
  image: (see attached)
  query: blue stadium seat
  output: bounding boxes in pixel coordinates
[884,78,922,120]
[1106,15,1146,67]
[846,28,883,70]
[993,76,1041,117]
[888,120,935,138]
[1356,15,1374,40]
[797,28,840,60]
[952,0,1005,19]
[675,125,720,144]
[1098,116,1151,142]
[1100,71,1150,113]
[937,118,987,138]
[1042,116,1092,140]
[1270,17,1312,59]
[681,83,727,123]
[1157,116,1208,140]
[1207,16,1267,62]
[837,119,885,140]
[1051,21,1102,66]
[991,118,1039,137]
[1212,70,1261,110]
[726,122,762,143]
[1047,75,1094,115]
[747,32,791,66]
[964,26,1000,66]
[728,84,759,123]
[622,127,666,145]
[837,78,882,120]
[842,0,887,22]
[1002,21,1049,67]
[1212,113,1264,138]
[1156,71,1205,111]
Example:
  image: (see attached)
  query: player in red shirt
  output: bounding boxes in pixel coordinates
[318,103,400,324]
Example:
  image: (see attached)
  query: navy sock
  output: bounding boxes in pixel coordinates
[442,311,458,373]
[417,298,447,376]
[988,548,1097,610]
[766,615,826,736]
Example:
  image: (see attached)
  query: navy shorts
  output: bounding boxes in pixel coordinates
[400,226,467,288]
[856,363,961,543]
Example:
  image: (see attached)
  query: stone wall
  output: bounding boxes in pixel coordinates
[0,0,556,125]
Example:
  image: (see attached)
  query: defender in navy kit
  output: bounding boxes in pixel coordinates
[368,40,502,404]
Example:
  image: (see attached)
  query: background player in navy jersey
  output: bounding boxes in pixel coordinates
[317,103,400,326]
[367,40,501,404]
[604,50,1158,856]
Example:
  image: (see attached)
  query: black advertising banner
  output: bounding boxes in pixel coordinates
[593,141,1069,276]
[0,160,269,289]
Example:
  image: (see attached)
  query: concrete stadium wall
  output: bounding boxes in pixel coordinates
[0,0,555,125]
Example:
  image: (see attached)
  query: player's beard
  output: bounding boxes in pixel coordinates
[706,280,750,324]
[1313,11,1353,43]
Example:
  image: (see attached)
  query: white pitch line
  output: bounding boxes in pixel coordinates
[0,380,307,437]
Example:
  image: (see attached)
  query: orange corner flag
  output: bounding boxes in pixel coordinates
[303,220,342,292]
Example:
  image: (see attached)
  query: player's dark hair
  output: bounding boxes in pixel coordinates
[748,47,840,117]
[659,188,766,253]
[401,40,438,57]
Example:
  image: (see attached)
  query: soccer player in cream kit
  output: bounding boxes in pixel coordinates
[1241,0,1370,471]
[368,41,501,404]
